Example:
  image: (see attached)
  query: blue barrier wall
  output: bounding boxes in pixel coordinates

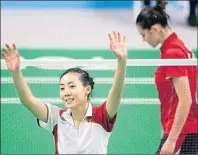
[1,1,192,11]
[1,1,134,9]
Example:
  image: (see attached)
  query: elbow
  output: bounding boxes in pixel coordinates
[187,95,192,106]
[188,98,192,106]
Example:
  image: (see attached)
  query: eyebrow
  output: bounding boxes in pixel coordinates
[60,81,74,85]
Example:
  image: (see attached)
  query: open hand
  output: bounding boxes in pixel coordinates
[2,44,21,72]
[108,31,127,61]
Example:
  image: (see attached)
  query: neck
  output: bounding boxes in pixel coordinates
[71,102,89,122]
[159,27,173,44]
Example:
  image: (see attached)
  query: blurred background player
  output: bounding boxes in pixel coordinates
[188,0,198,26]
[143,0,198,27]
[136,1,198,154]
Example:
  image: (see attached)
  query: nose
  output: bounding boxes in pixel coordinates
[64,89,71,97]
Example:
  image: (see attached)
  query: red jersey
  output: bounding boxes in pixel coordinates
[155,32,198,135]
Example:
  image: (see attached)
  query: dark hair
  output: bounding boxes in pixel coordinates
[136,0,170,30]
[60,68,94,100]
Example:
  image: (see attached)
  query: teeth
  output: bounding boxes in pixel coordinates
[66,99,73,102]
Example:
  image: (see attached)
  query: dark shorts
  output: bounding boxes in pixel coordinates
[156,134,198,154]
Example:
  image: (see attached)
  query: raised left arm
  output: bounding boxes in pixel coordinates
[106,31,127,119]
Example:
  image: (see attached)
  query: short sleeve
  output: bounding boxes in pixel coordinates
[164,48,188,78]
[91,101,117,132]
[37,103,60,132]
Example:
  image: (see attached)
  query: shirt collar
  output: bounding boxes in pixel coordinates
[160,32,178,52]
[61,102,93,121]
[84,102,92,118]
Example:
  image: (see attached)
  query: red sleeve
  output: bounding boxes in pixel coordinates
[164,48,188,78]
[91,101,117,132]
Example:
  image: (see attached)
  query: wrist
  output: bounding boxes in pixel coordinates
[117,57,127,63]
[11,69,21,75]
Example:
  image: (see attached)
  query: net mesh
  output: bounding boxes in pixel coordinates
[1,58,197,105]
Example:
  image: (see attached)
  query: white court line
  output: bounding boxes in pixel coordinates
[1,97,160,104]
[1,77,154,84]
[1,59,197,70]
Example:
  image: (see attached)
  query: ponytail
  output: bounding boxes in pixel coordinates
[155,0,167,10]
[136,0,170,29]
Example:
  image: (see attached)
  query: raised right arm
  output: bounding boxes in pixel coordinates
[2,44,48,122]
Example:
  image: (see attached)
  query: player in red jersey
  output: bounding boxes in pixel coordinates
[136,1,198,154]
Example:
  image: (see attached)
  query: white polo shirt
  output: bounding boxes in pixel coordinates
[37,101,117,154]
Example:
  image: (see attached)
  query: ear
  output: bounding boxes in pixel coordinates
[151,24,160,33]
[85,85,91,95]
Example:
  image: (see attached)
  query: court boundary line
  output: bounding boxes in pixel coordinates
[1,77,154,84]
[1,59,197,70]
[1,97,160,104]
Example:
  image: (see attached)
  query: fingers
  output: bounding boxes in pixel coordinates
[2,49,7,58]
[108,31,118,43]
[2,48,10,61]
[13,43,17,51]
[108,31,126,44]
[117,32,121,42]
[113,31,118,43]
[5,43,17,52]
[108,34,114,43]
[122,36,126,43]
[5,43,12,52]
[3,44,11,55]
[2,43,17,53]
[2,43,18,59]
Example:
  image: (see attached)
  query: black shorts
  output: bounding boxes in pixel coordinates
[156,134,198,154]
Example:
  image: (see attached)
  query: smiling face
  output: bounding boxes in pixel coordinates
[60,72,91,109]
